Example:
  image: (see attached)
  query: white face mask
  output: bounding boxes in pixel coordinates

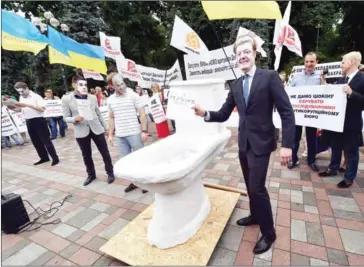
[236,41,256,73]
[15,87,30,97]
[112,74,127,95]
[76,80,88,95]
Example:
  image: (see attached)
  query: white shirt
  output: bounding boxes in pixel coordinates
[347,70,358,84]
[19,91,45,119]
[108,92,144,137]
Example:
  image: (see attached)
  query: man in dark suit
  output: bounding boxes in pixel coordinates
[319,52,364,188]
[192,37,295,254]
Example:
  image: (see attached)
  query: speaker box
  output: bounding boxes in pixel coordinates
[1,193,31,234]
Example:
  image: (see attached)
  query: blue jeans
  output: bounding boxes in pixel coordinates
[117,134,144,157]
[47,117,66,139]
[4,134,23,147]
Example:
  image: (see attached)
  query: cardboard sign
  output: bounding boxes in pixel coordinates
[148,95,166,124]
[1,107,17,136]
[44,100,63,117]
[8,110,27,133]
[76,99,93,121]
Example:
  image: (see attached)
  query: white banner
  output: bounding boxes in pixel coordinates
[99,32,123,60]
[184,45,239,81]
[99,106,109,130]
[273,84,347,132]
[82,69,104,81]
[116,57,183,88]
[1,107,17,137]
[166,89,196,121]
[291,62,342,79]
[8,110,27,133]
[44,100,63,118]
[148,95,166,124]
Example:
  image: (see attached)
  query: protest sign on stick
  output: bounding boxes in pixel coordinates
[8,110,27,133]
[148,95,166,124]
[1,106,17,136]
[273,84,347,132]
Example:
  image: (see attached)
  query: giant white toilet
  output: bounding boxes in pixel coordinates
[113,79,231,249]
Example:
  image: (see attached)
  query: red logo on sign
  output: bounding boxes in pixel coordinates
[105,38,112,50]
[127,60,137,73]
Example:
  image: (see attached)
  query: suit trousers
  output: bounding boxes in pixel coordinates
[76,130,113,178]
[239,144,275,237]
[292,126,317,164]
[26,117,58,161]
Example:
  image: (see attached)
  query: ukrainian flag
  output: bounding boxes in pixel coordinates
[1,9,48,55]
[47,26,72,66]
[47,26,107,74]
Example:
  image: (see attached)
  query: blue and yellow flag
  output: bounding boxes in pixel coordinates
[47,26,72,66]
[47,26,107,74]
[1,9,48,55]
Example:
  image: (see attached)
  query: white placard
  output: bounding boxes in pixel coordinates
[291,62,342,79]
[99,105,109,130]
[273,84,347,132]
[82,69,104,81]
[166,89,196,120]
[8,110,27,133]
[1,107,17,136]
[184,45,239,81]
[148,95,166,124]
[99,32,123,60]
[44,100,63,118]
[76,99,94,121]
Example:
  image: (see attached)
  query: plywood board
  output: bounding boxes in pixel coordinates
[100,188,240,266]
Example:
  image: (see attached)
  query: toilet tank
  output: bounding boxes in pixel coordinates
[168,79,227,135]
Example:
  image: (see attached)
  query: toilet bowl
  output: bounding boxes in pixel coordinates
[113,79,231,249]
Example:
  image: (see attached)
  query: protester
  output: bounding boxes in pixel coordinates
[12,82,59,166]
[44,89,66,140]
[95,86,103,107]
[107,73,148,193]
[62,75,115,186]
[319,51,364,188]
[288,52,325,172]
[192,36,295,254]
[279,71,287,86]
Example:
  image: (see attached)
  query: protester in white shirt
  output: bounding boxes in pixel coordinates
[12,82,59,166]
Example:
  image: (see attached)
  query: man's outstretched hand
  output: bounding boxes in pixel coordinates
[192,105,206,117]
[280,147,292,166]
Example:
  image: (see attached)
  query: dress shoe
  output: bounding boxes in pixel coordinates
[125,183,137,193]
[337,179,353,188]
[236,216,258,227]
[287,161,297,169]
[142,189,148,194]
[51,159,59,166]
[319,169,338,177]
[309,163,319,172]
[108,174,115,184]
[83,176,96,186]
[253,234,277,254]
[34,159,50,165]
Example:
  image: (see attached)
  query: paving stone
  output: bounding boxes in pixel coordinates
[327,248,349,265]
[306,222,325,246]
[320,216,337,227]
[327,189,353,198]
[52,223,78,238]
[329,195,360,212]
[104,205,120,215]
[290,184,303,191]
[93,255,113,266]
[98,218,130,239]
[3,242,48,265]
[280,183,291,190]
[269,182,280,188]
[270,169,281,177]
[291,202,304,212]
[291,190,304,204]
[66,208,101,228]
[208,247,236,266]
[228,165,240,172]
[302,192,317,207]
[256,247,272,262]
[279,188,291,195]
[291,219,307,242]
[62,206,86,222]
[281,170,301,180]
[60,243,81,258]
[228,208,250,226]
[304,205,319,214]
[85,236,108,253]
[291,253,310,265]
[339,228,364,255]
[302,186,314,193]
[310,258,329,265]
[268,187,280,194]
[2,239,32,260]
[28,250,55,266]
[81,213,109,231]
[214,164,230,171]
[300,172,312,181]
[90,202,111,212]
[217,225,244,252]
[333,209,364,222]
[69,247,101,266]
[44,188,61,196]
[253,258,271,265]
[66,229,86,242]
[121,209,140,220]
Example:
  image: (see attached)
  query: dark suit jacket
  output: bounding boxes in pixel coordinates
[336,71,364,132]
[208,67,295,155]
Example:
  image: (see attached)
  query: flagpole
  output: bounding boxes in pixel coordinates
[209,22,237,79]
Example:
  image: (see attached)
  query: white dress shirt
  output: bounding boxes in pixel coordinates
[347,70,358,84]
[19,91,45,119]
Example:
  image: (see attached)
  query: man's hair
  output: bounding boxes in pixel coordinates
[111,73,125,85]
[106,72,118,85]
[45,89,53,94]
[14,81,28,89]
[233,36,257,54]
[343,51,362,66]
[72,75,86,84]
[305,51,319,61]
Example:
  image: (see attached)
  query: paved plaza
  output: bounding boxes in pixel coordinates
[2,124,364,266]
